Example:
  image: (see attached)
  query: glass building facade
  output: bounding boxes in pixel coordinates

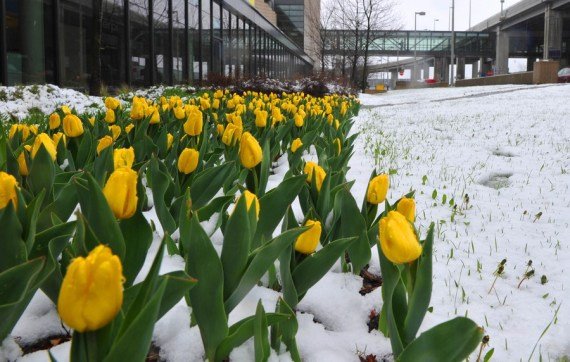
[274,0,304,49]
[0,0,313,90]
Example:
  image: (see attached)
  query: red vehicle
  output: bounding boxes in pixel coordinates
[558,68,570,83]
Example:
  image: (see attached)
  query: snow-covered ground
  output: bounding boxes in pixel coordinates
[3,84,570,361]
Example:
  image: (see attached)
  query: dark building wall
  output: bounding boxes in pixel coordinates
[0,0,313,90]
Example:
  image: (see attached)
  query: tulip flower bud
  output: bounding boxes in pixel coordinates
[62,114,84,138]
[114,147,135,170]
[52,132,66,147]
[240,190,260,219]
[103,168,138,219]
[183,109,203,136]
[57,245,124,332]
[379,211,422,264]
[97,136,114,155]
[105,97,121,110]
[49,113,61,130]
[125,124,134,134]
[31,133,57,161]
[216,124,225,136]
[222,123,239,146]
[177,148,199,174]
[366,174,389,205]
[173,106,186,120]
[200,97,211,110]
[146,106,160,124]
[17,152,29,176]
[105,109,115,124]
[294,114,304,127]
[213,99,220,109]
[239,132,262,169]
[291,138,303,153]
[303,161,326,192]
[109,125,121,141]
[333,138,341,156]
[61,105,72,115]
[255,110,268,128]
[130,96,146,120]
[167,133,174,150]
[0,171,19,209]
[396,197,416,222]
[295,220,322,254]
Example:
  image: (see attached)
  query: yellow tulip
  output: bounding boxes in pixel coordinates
[9,124,30,141]
[183,109,203,136]
[397,197,416,222]
[255,110,268,128]
[52,132,66,147]
[177,148,199,174]
[213,99,220,109]
[291,138,303,153]
[333,138,341,156]
[294,220,321,254]
[294,114,304,127]
[200,97,211,110]
[105,97,121,110]
[114,147,135,169]
[366,174,389,205]
[146,106,160,124]
[222,123,241,146]
[109,125,121,140]
[303,161,326,192]
[240,190,260,219]
[130,96,146,120]
[61,105,72,115]
[49,113,61,130]
[125,124,134,134]
[379,211,422,264]
[17,152,29,176]
[57,245,124,332]
[62,114,84,137]
[103,167,138,219]
[31,133,57,161]
[88,117,95,127]
[239,132,262,169]
[173,106,186,120]
[105,109,115,124]
[216,124,225,136]
[0,171,19,209]
[167,133,174,150]
[97,136,114,155]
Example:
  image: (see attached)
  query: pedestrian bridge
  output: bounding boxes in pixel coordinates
[323,30,495,58]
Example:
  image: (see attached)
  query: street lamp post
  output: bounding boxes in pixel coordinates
[415,11,426,31]
[450,0,455,86]
[433,18,439,31]
[469,0,472,29]
[414,11,426,84]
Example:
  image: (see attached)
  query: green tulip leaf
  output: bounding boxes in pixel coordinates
[27,144,55,201]
[120,211,153,286]
[403,223,434,345]
[254,174,306,244]
[0,203,27,270]
[148,157,177,234]
[180,194,228,361]
[190,161,235,209]
[397,317,484,362]
[221,196,252,300]
[225,227,307,314]
[254,300,270,362]
[292,237,356,297]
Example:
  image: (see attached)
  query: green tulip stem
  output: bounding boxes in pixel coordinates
[252,167,259,194]
[86,331,99,362]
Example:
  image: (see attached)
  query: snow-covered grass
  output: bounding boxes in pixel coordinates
[3,84,569,361]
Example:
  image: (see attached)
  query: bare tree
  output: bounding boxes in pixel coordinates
[304,0,337,74]
[329,0,398,89]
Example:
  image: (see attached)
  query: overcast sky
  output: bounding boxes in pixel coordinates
[394,0,521,31]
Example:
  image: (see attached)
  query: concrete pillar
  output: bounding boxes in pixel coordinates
[434,57,449,83]
[471,61,479,78]
[495,30,509,75]
[423,63,430,80]
[456,58,466,80]
[544,4,563,59]
[390,70,398,90]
